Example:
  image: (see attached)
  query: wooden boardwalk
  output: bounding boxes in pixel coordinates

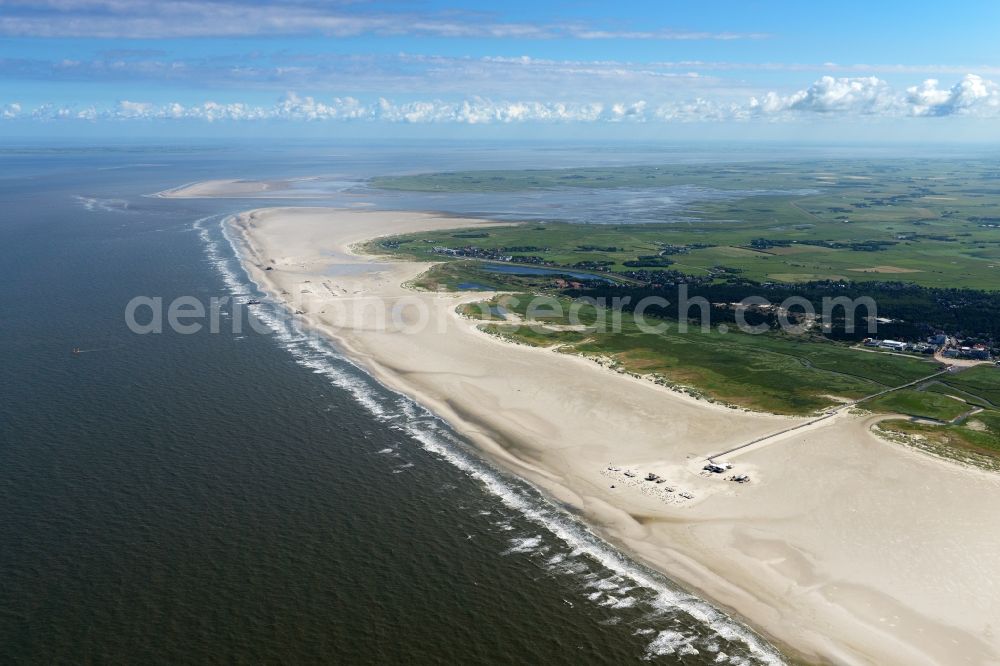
[705,367,953,462]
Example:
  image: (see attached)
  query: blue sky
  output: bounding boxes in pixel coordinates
[2,1,1000,139]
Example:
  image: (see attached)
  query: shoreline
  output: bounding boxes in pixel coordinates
[155,178,298,199]
[229,206,1000,666]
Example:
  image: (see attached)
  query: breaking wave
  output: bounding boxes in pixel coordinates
[74,195,131,213]
[196,213,784,665]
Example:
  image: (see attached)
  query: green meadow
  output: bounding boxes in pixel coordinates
[371,159,1000,455]
[466,293,1000,457]
[466,293,940,414]
[876,366,1000,457]
[866,389,971,422]
[373,159,1000,289]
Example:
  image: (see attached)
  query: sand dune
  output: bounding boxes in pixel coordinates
[234,207,1000,666]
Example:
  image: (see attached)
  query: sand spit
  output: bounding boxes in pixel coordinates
[233,207,1000,666]
[157,178,299,198]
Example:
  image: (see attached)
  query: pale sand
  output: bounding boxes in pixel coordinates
[157,178,292,198]
[233,206,1000,665]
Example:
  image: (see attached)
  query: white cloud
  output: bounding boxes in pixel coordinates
[743,74,1000,119]
[655,98,743,122]
[906,74,1000,116]
[750,76,897,115]
[609,100,647,122]
[115,99,153,117]
[375,97,610,124]
[7,75,1000,124]
[275,93,370,121]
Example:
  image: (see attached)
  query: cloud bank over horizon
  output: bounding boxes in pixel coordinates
[2,1,999,138]
[4,75,998,125]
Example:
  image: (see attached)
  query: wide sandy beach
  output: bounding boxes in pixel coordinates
[228,206,1000,665]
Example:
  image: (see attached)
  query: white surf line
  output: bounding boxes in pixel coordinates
[208,213,785,665]
[148,181,199,198]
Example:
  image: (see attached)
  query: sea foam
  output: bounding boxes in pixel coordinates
[200,214,785,665]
